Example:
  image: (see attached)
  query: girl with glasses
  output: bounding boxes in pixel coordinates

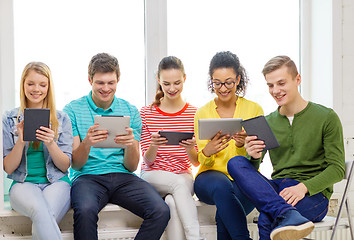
[193,51,263,240]
[140,56,202,240]
[2,62,73,240]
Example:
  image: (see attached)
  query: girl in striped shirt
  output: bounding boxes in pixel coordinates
[140,56,201,240]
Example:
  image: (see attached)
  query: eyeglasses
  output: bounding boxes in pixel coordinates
[212,81,236,89]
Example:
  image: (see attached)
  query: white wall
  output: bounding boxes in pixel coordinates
[301,0,342,113]
[0,0,15,112]
[342,0,354,138]
[0,0,353,211]
[342,0,354,217]
[0,0,15,210]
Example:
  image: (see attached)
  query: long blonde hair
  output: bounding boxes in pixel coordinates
[18,62,59,149]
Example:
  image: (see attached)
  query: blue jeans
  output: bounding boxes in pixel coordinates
[10,181,71,240]
[71,172,170,240]
[194,170,254,240]
[227,156,329,240]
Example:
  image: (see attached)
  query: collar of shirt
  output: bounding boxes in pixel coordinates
[85,91,116,114]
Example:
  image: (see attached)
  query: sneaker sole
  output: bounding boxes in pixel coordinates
[270,221,315,240]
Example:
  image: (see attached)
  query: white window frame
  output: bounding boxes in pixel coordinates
[0,0,343,210]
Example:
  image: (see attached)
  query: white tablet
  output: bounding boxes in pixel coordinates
[198,118,242,140]
[93,115,130,148]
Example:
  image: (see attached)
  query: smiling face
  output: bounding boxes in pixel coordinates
[212,68,240,103]
[89,71,118,109]
[158,68,186,101]
[265,65,301,107]
[24,70,49,108]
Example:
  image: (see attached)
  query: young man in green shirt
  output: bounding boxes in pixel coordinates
[227,55,345,240]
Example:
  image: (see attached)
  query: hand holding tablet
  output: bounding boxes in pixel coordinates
[23,108,50,141]
[241,115,279,151]
[93,115,130,148]
[158,131,194,145]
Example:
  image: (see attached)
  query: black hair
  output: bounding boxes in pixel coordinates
[208,51,248,96]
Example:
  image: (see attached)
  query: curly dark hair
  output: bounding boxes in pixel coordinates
[208,51,248,96]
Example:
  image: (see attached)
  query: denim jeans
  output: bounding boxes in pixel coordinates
[194,170,254,240]
[9,181,71,240]
[141,170,200,240]
[227,156,329,240]
[71,172,170,240]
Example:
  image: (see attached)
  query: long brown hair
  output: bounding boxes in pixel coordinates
[151,56,186,108]
[18,62,59,149]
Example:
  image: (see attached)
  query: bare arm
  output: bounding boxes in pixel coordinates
[180,138,199,167]
[3,121,26,175]
[71,124,108,170]
[144,132,168,163]
[114,128,140,172]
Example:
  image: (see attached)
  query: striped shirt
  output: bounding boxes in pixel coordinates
[63,91,142,182]
[140,103,197,174]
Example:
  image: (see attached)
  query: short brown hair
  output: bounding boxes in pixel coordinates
[88,53,120,80]
[262,55,298,78]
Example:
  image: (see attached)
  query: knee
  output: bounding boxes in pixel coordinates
[173,176,189,188]
[171,177,192,194]
[72,201,98,220]
[26,201,48,219]
[164,194,178,219]
[227,155,249,176]
[164,194,176,209]
[149,200,170,224]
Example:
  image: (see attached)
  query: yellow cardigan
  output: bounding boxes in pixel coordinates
[194,97,264,179]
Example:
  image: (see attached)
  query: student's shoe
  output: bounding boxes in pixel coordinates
[270,209,315,240]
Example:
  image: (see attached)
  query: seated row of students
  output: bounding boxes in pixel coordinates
[2,51,345,240]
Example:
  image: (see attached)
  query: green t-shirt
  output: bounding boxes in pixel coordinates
[254,102,345,200]
[10,143,71,190]
[25,143,49,183]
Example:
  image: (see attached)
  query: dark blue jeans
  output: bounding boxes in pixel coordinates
[227,156,329,240]
[71,172,170,240]
[194,170,254,240]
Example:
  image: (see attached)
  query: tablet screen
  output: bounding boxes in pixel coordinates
[23,108,50,141]
[158,131,194,145]
[93,115,130,148]
[241,115,280,151]
[198,118,242,140]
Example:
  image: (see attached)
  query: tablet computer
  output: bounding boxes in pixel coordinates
[198,118,242,140]
[93,115,130,148]
[241,115,280,151]
[23,108,50,141]
[158,131,194,145]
